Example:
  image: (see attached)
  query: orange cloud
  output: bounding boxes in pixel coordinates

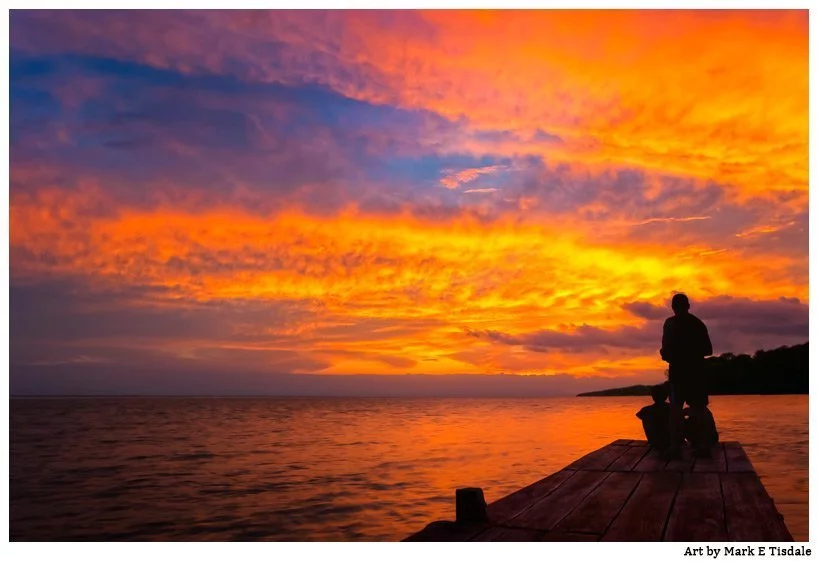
[14,10,807,202]
[10,187,807,376]
[248,10,807,200]
[9,10,808,383]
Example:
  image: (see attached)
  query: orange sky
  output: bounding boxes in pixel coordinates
[9,10,809,394]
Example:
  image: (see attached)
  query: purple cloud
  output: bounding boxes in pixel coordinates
[622,295,808,355]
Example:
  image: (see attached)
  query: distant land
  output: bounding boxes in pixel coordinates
[578,342,808,397]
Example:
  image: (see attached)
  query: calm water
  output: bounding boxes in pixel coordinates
[10,395,808,541]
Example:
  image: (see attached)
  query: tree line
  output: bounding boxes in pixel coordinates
[578,342,808,396]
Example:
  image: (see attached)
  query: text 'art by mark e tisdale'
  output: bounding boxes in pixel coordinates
[684,545,812,558]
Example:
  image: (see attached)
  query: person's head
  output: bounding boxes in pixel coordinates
[671,293,690,315]
[651,383,668,404]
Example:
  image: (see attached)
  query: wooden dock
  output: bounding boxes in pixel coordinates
[403,439,793,542]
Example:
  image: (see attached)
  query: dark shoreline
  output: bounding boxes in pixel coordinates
[578,342,807,397]
[577,389,808,397]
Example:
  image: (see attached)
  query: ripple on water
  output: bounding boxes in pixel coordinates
[10,395,809,541]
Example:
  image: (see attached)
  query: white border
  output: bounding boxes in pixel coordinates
[4,3,814,564]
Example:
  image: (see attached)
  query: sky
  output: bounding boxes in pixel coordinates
[9,10,809,395]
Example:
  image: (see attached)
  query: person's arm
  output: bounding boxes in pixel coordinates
[700,319,713,357]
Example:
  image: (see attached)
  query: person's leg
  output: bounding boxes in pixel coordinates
[666,381,684,459]
[686,375,715,455]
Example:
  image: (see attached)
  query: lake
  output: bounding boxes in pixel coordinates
[10,395,808,541]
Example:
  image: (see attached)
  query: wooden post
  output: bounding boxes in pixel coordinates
[456,487,488,523]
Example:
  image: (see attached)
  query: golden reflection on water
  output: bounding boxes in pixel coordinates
[10,395,807,541]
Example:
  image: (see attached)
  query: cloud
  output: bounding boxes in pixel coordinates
[531,129,563,143]
[463,188,499,194]
[696,296,809,352]
[8,11,808,393]
[440,165,505,190]
[627,216,711,226]
[10,10,807,198]
[9,364,652,397]
[10,282,321,344]
[465,324,658,355]
[26,355,108,366]
[10,184,807,380]
[622,301,666,321]
[9,44,807,264]
[622,295,808,355]
[466,293,809,361]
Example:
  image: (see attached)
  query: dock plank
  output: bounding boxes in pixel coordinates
[402,439,792,542]
[664,448,695,473]
[693,443,727,473]
[403,520,488,542]
[565,444,629,471]
[722,473,793,541]
[507,470,609,530]
[724,442,755,473]
[488,469,574,522]
[633,448,668,472]
[471,526,544,542]
[664,473,727,541]
[607,445,651,472]
[602,472,681,541]
[541,532,600,541]
[555,471,641,534]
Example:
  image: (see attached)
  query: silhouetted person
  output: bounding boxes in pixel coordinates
[636,382,671,450]
[660,293,713,459]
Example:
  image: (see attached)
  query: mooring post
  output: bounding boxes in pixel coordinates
[455,487,488,523]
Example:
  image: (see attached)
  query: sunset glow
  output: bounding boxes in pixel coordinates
[10,10,809,394]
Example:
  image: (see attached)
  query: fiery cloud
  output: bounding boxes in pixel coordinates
[9,10,808,393]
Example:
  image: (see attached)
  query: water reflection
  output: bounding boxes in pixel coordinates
[10,395,807,541]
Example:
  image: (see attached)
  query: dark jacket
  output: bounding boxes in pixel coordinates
[660,313,712,366]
